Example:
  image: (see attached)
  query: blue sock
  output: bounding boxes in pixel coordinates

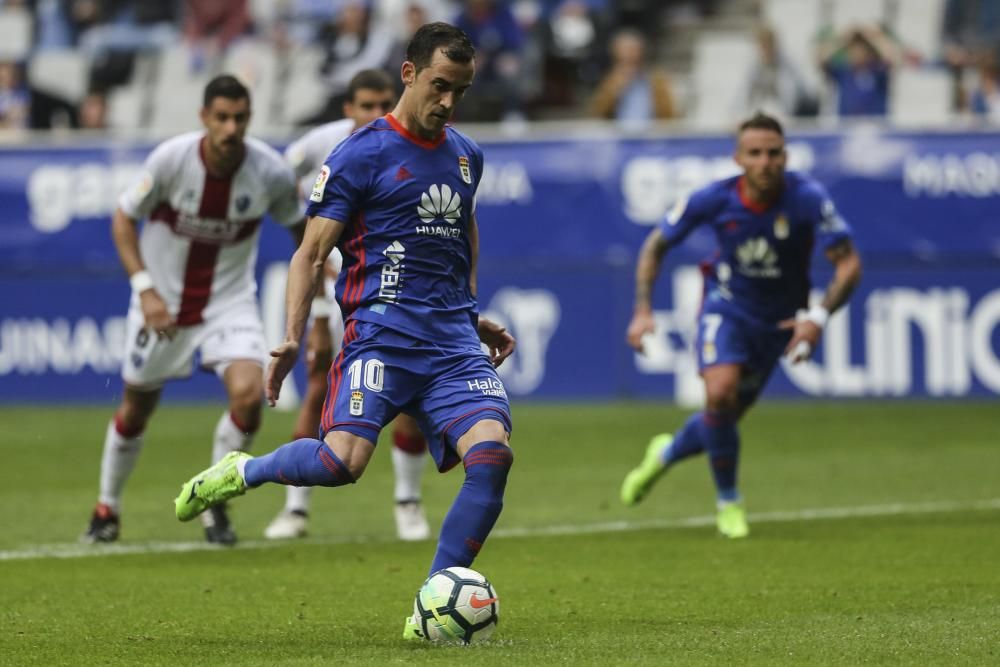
[429,442,513,576]
[662,412,708,466]
[699,411,741,502]
[243,438,355,488]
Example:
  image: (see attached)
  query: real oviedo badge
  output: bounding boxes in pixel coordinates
[458,156,472,184]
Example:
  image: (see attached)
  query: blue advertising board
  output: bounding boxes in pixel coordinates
[1,126,998,402]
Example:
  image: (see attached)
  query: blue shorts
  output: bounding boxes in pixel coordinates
[320,321,512,472]
[695,307,791,403]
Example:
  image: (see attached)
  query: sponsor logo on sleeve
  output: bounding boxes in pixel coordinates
[310,165,331,203]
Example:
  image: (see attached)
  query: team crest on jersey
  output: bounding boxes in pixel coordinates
[774,214,789,239]
[458,156,472,184]
[349,390,364,416]
[235,194,251,213]
[310,165,331,203]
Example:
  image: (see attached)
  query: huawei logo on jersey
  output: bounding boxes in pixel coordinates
[735,237,781,278]
[417,184,462,224]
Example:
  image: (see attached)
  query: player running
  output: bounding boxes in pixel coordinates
[621,112,862,538]
[173,23,516,640]
[265,68,433,542]
[82,75,304,545]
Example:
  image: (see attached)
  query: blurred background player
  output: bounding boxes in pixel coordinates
[621,112,862,538]
[266,68,432,542]
[82,75,304,546]
[173,23,516,641]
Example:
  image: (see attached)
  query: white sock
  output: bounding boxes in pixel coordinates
[98,420,144,513]
[284,486,312,513]
[212,411,255,464]
[392,446,426,503]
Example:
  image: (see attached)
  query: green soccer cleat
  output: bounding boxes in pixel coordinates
[716,501,749,539]
[402,614,424,641]
[175,451,251,522]
[620,433,672,506]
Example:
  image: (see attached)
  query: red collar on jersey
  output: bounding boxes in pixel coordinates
[737,175,780,214]
[385,113,446,149]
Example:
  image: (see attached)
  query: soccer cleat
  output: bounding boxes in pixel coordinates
[201,504,238,546]
[81,503,120,544]
[620,433,672,506]
[175,451,250,522]
[394,501,431,541]
[402,614,425,641]
[716,501,750,539]
[264,509,309,540]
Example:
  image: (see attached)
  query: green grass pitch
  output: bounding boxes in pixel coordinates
[2,401,998,665]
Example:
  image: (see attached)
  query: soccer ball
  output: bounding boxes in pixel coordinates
[412,566,499,643]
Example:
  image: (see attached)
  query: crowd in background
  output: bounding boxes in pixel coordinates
[0,0,997,131]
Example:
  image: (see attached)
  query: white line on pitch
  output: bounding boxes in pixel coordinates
[2,497,998,562]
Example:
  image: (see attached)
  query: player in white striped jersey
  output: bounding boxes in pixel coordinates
[265,69,433,542]
[82,75,305,546]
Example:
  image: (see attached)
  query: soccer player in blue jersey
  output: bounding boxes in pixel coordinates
[173,22,516,638]
[620,113,862,538]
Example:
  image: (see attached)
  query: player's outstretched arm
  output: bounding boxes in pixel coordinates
[111,207,177,340]
[627,228,669,353]
[267,214,344,405]
[781,239,862,363]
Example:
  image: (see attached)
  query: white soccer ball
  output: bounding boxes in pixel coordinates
[412,566,500,643]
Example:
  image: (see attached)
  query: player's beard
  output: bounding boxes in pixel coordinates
[212,136,244,167]
[750,171,783,199]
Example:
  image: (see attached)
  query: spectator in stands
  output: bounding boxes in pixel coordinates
[0,60,29,128]
[183,0,251,70]
[453,0,526,122]
[274,0,341,48]
[537,0,608,107]
[588,28,675,126]
[818,24,899,118]
[739,25,816,120]
[316,1,393,99]
[943,0,1000,70]
[78,1,179,57]
[31,0,74,50]
[968,54,1000,123]
[77,86,107,129]
[78,1,179,90]
[383,1,434,79]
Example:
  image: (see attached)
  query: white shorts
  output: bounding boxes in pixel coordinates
[122,302,268,389]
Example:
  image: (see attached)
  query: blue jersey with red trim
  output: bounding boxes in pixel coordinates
[306,114,484,342]
[658,171,852,326]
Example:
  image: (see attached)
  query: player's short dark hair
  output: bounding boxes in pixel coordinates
[203,75,251,108]
[346,69,394,101]
[739,112,784,136]
[405,22,475,72]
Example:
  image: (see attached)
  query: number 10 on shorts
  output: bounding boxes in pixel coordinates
[346,358,385,416]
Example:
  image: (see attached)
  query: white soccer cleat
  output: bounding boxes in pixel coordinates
[264,509,308,540]
[395,501,431,541]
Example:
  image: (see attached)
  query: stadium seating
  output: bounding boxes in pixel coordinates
[762,0,824,90]
[0,6,31,61]
[890,0,946,61]
[27,49,89,106]
[890,66,953,127]
[689,31,756,128]
[830,0,887,32]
